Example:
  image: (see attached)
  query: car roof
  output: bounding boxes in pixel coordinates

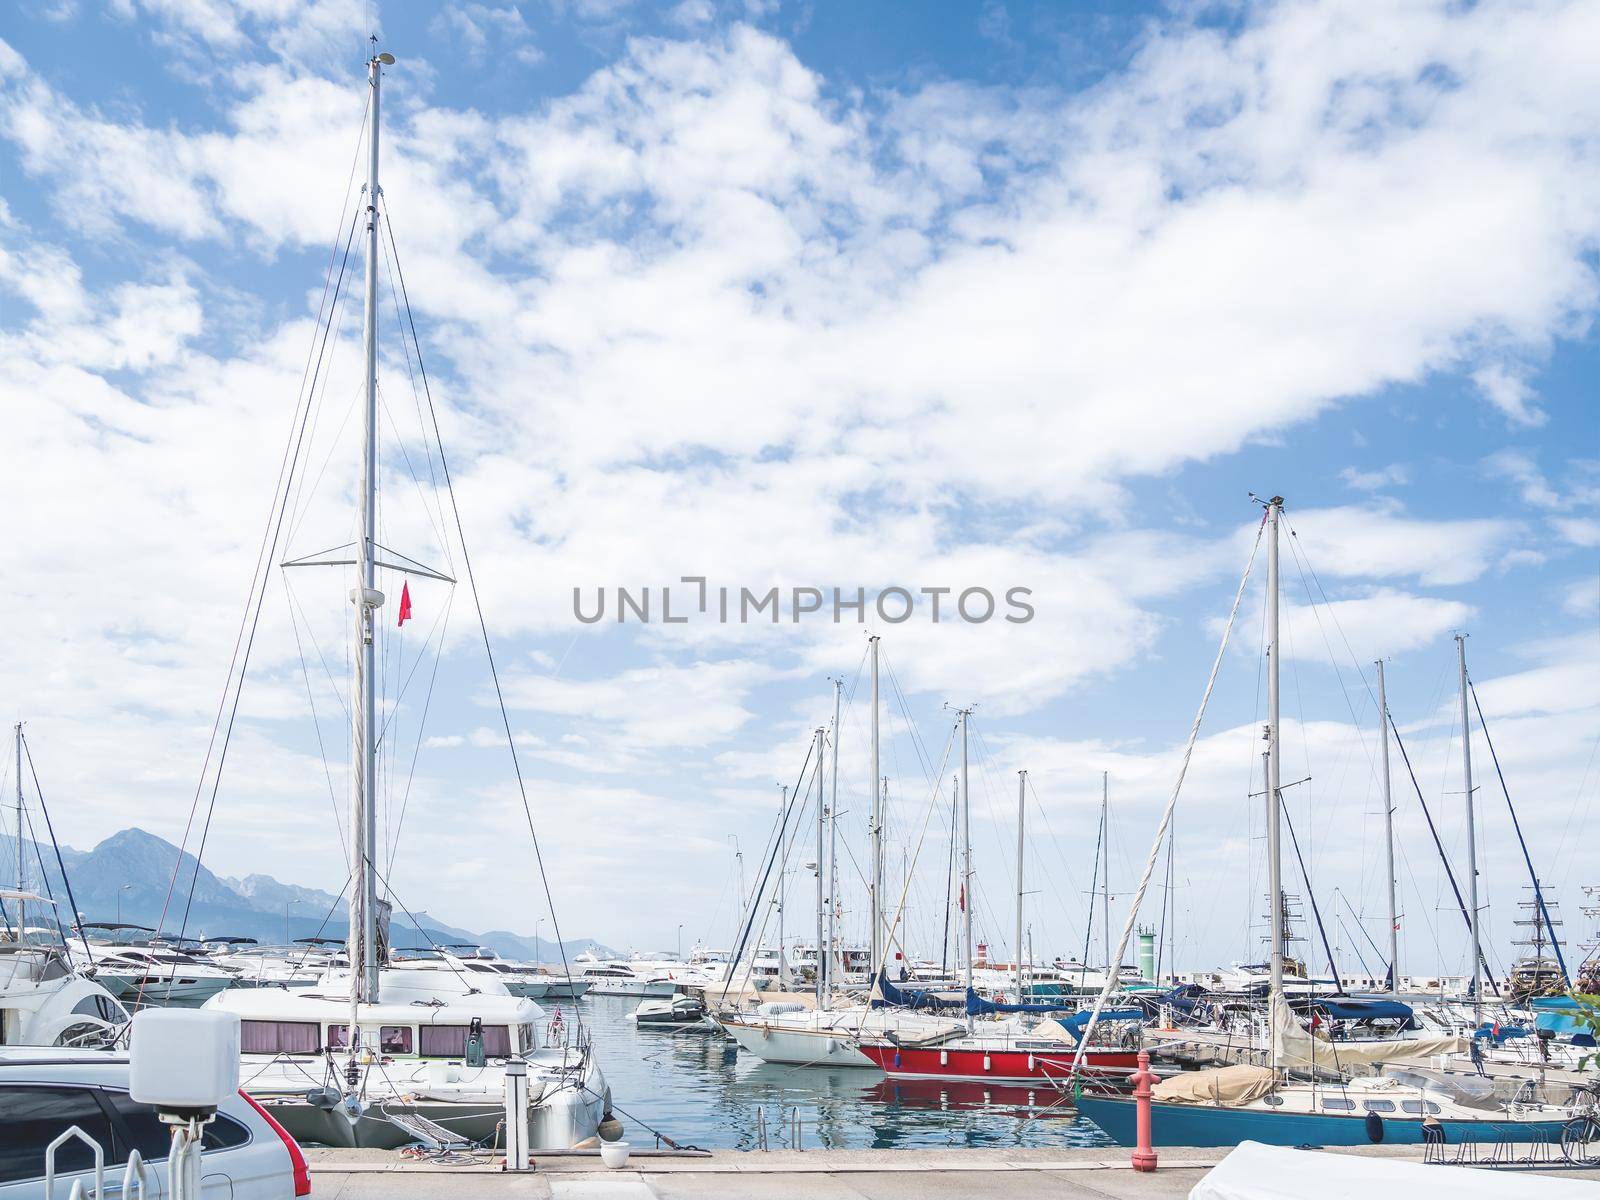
[0,1056,136,1088]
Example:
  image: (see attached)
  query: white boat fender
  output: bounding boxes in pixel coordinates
[983,1055,992,1071]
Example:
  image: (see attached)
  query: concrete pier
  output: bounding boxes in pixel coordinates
[307,1145,1600,1198]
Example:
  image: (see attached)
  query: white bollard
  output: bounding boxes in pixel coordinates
[503,1060,530,1171]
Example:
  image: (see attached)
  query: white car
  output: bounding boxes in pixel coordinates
[0,1050,310,1198]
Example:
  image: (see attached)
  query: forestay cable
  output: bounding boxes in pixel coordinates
[1070,513,1265,1071]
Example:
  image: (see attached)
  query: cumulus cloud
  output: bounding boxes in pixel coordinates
[1,1,1596,951]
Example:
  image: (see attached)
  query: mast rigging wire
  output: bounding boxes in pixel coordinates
[1069,511,1265,1072]
[382,208,585,1029]
[155,204,365,980]
[20,734,95,963]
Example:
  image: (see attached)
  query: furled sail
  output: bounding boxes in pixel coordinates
[1269,989,1465,1076]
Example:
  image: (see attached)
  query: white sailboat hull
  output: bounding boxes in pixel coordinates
[721,1022,875,1067]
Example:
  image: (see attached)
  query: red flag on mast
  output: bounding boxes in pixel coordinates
[398,581,413,627]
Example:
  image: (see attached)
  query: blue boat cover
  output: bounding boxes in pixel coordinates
[964,989,1060,1015]
[1473,1022,1530,1044]
[1056,1007,1146,1042]
[1301,997,1413,1022]
[872,970,966,1010]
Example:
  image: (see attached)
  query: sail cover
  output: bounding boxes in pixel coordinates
[1270,990,1465,1076]
[871,970,965,1010]
[964,988,1061,1015]
[1151,1064,1277,1106]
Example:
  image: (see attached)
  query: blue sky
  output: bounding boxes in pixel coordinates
[0,0,1596,982]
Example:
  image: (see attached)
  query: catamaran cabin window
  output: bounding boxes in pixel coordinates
[419,1024,512,1058]
[241,1020,320,1055]
[327,1023,350,1050]
[380,1026,414,1054]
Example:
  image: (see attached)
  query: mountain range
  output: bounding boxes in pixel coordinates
[0,827,615,962]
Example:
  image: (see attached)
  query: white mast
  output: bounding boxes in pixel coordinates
[1457,633,1482,1025]
[1376,659,1399,989]
[1266,497,1285,1002]
[350,43,392,1012]
[868,635,882,977]
[958,707,974,1032]
[1101,771,1111,972]
[13,723,22,941]
[827,677,841,993]
[1014,769,1026,1001]
[776,783,788,990]
[813,726,825,1003]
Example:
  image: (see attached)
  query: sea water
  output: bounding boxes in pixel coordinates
[571,993,1114,1151]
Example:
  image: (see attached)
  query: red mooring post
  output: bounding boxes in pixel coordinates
[1130,1049,1158,1172]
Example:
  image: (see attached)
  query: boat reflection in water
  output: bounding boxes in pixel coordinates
[862,1076,1113,1147]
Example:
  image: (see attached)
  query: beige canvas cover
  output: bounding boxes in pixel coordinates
[1151,1064,1278,1105]
[1029,1017,1074,1042]
[1269,991,1467,1077]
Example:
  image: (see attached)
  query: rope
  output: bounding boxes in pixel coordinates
[19,735,93,963]
[150,155,366,974]
[1388,714,1500,995]
[151,203,364,991]
[1469,679,1570,986]
[381,209,584,1035]
[1070,512,1265,1072]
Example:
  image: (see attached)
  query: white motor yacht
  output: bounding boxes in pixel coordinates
[207,964,609,1149]
[389,949,553,999]
[83,945,241,1007]
[1,929,130,1049]
[571,954,677,998]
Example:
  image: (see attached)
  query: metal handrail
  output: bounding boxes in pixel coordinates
[43,1125,103,1200]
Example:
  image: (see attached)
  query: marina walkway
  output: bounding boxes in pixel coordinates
[307,1145,1600,1197]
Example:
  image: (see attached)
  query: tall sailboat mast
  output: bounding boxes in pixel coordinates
[868,635,882,975]
[813,725,825,1003]
[13,723,22,940]
[776,783,788,989]
[351,44,393,1009]
[1101,771,1111,971]
[1265,497,1285,1001]
[1456,633,1482,1024]
[827,677,841,993]
[958,707,974,1032]
[1376,659,1399,988]
[1014,769,1027,1000]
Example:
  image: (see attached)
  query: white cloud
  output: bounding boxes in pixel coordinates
[1279,589,1472,664]
[2,1,1598,952]
[1550,517,1600,548]
[431,4,542,66]
[1472,364,1546,427]
[1256,505,1518,587]
[1339,464,1410,492]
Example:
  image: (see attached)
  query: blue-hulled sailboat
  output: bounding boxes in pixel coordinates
[1075,498,1588,1153]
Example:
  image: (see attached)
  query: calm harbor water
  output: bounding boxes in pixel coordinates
[574,994,1114,1151]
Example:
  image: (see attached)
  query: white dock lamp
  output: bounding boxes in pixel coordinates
[130,1009,241,1200]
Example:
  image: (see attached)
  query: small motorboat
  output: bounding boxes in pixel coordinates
[632,994,707,1027]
